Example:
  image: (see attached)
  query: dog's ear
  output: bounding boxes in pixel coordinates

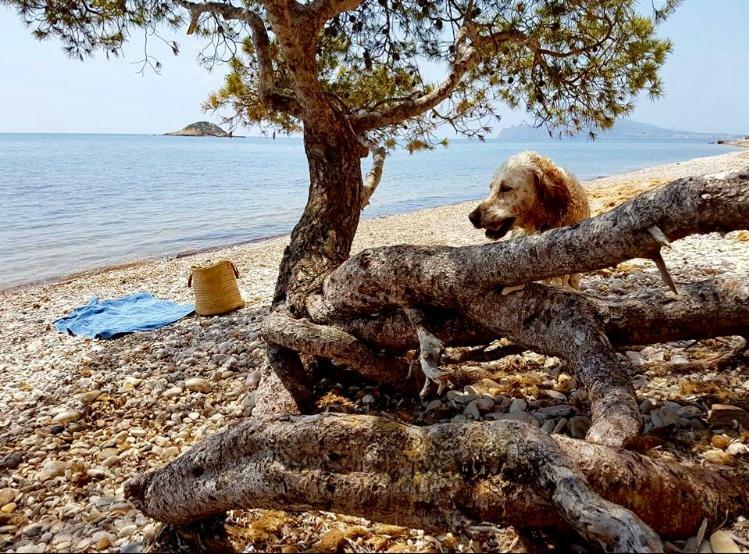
[533,158,572,223]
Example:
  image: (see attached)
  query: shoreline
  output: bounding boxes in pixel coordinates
[2,147,747,294]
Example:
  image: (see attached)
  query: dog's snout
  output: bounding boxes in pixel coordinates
[468,208,482,228]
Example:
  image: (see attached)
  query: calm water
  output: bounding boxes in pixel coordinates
[0,133,737,287]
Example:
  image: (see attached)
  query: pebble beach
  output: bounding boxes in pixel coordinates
[1,148,749,553]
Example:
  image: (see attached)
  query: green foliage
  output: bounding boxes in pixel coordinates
[5,0,680,147]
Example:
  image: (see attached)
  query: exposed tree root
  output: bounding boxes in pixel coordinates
[262,170,749,445]
[125,414,749,552]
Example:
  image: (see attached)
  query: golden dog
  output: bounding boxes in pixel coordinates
[469,151,591,288]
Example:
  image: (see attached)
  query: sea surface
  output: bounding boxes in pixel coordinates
[0,133,738,287]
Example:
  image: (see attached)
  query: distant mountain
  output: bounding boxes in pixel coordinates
[496,119,742,142]
[165,121,230,137]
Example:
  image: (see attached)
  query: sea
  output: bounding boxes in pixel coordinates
[0,133,738,287]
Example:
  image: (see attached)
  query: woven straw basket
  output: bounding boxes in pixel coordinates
[188,260,245,316]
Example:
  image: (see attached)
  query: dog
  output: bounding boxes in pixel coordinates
[468,151,591,289]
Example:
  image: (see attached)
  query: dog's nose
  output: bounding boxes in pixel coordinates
[468,208,482,228]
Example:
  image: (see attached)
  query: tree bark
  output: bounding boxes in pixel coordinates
[125,414,749,552]
[265,113,368,410]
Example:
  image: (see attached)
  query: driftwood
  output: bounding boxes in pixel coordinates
[126,414,749,552]
[263,169,749,447]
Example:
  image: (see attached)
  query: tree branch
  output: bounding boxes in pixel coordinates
[126,414,749,548]
[177,0,301,115]
[361,142,386,208]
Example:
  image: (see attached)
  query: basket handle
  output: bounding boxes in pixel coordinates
[228,260,240,278]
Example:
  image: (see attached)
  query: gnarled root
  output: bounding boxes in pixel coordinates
[125,414,749,552]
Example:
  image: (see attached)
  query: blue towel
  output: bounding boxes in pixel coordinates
[54,292,194,339]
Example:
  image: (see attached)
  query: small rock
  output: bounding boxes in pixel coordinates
[16,545,46,553]
[0,489,17,506]
[490,411,540,427]
[509,398,527,413]
[425,399,442,411]
[451,415,467,424]
[568,416,591,439]
[39,461,68,480]
[639,399,654,415]
[542,390,567,401]
[161,446,180,459]
[52,409,82,424]
[91,531,112,550]
[702,449,735,465]
[536,404,574,418]
[162,386,183,398]
[708,404,749,429]
[79,390,101,404]
[185,377,212,393]
[463,400,481,420]
[246,370,261,388]
[102,455,121,468]
[678,405,703,419]
[711,435,731,450]
[121,542,144,553]
[475,397,494,412]
[552,418,568,434]
[709,530,740,553]
[650,407,679,430]
[1,502,17,514]
[726,442,748,456]
[0,451,23,470]
[361,394,375,404]
[541,420,556,433]
[22,522,44,537]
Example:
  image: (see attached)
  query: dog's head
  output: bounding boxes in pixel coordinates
[468,151,570,239]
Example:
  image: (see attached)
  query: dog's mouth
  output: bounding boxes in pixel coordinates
[484,218,516,240]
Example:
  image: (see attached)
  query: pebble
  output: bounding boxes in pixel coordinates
[475,397,494,412]
[509,398,527,413]
[1,503,17,514]
[711,435,731,450]
[162,386,183,398]
[91,531,112,550]
[536,404,574,419]
[650,406,680,429]
[710,530,741,553]
[425,399,442,411]
[361,394,375,404]
[463,400,481,420]
[246,370,262,388]
[542,390,567,401]
[185,377,212,393]
[39,461,68,480]
[79,390,101,404]
[540,420,556,433]
[639,399,654,415]
[568,416,591,439]
[52,410,82,424]
[702,449,735,465]
[726,442,748,456]
[0,489,17,506]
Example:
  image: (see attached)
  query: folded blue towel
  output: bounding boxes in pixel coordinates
[54,292,194,339]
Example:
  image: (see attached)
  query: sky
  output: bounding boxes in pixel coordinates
[0,0,747,135]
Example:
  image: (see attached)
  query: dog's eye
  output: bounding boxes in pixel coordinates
[499,183,511,193]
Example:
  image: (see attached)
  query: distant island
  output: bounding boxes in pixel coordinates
[496,119,743,142]
[165,121,232,137]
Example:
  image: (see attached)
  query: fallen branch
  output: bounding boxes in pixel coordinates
[125,414,749,551]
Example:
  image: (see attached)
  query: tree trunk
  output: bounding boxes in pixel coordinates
[125,414,749,552]
[265,115,366,409]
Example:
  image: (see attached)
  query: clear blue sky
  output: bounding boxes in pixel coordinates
[1,0,747,135]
